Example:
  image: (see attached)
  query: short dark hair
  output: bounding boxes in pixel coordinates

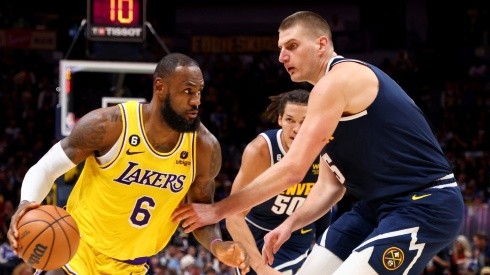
[279,11,332,40]
[154,53,199,80]
[263,89,310,122]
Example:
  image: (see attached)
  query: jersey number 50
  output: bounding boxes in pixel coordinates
[271,196,305,215]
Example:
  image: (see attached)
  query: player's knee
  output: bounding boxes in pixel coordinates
[296,245,342,275]
[333,247,377,275]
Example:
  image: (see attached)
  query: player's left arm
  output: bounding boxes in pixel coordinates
[187,124,249,273]
[262,160,346,264]
[289,159,345,232]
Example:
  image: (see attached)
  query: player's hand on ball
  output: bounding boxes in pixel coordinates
[7,200,40,254]
[13,204,80,270]
[212,240,250,274]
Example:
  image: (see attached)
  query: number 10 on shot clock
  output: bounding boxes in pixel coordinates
[87,0,146,42]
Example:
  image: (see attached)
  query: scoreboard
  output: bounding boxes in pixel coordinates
[87,0,146,42]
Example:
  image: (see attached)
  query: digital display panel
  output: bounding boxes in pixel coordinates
[87,0,146,42]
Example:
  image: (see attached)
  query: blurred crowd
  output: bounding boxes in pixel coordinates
[0,3,490,274]
[0,43,489,274]
[422,232,490,275]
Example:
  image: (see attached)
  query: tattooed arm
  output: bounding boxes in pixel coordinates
[7,106,123,253]
[187,124,249,273]
[187,124,222,247]
[61,106,123,163]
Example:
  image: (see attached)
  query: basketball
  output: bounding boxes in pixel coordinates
[17,205,80,270]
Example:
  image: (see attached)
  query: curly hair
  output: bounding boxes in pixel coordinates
[262,89,310,123]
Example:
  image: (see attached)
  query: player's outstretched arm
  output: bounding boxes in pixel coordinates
[226,136,282,274]
[172,155,306,232]
[187,124,250,273]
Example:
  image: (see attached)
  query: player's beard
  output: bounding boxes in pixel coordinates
[161,96,200,132]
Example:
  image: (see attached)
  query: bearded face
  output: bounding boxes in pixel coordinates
[161,96,200,132]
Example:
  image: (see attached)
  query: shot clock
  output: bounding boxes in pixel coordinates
[87,0,146,42]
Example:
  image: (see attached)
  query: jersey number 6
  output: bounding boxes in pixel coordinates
[130,196,155,227]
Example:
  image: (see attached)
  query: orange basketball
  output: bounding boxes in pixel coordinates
[17,205,80,270]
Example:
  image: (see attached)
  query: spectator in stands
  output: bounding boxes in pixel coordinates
[450,235,476,275]
[180,253,201,275]
[473,232,490,274]
[0,229,20,275]
[423,245,452,275]
[204,265,217,275]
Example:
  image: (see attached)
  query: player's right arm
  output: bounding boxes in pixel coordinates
[226,136,281,275]
[7,106,122,253]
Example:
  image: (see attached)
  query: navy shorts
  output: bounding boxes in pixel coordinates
[244,220,314,274]
[316,183,464,274]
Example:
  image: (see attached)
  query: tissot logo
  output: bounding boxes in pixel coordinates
[180,151,189,159]
[90,27,143,38]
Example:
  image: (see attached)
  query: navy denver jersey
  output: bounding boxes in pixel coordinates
[322,57,452,201]
[246,129,319,231]
[310,57,462,275]
[243,129,330,274]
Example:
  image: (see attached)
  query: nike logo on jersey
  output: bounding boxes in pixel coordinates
[300,228,312,234]
[126,149,144,155]
[412,194,431,201]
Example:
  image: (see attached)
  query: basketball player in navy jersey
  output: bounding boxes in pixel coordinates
[172,11,464,275]
[227,89,330,275]
[7,53,249,275]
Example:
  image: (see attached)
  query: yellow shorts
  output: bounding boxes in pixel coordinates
[62,238,149,274]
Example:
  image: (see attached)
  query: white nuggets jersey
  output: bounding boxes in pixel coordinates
[66,101,197,261]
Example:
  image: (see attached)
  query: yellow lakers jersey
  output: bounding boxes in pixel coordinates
[66,101,197,260]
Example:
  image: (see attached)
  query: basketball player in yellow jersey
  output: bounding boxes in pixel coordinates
[7,53,250,274]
